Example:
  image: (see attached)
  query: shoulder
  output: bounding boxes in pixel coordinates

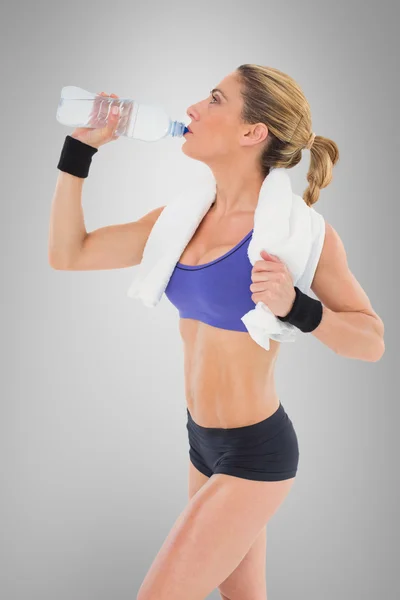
[318,221,346,269]
[312,221,350,295]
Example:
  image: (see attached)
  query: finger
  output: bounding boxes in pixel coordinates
[109,94,120,119]
[253,267,283,278]
[108,93,120,114]
[251,292,268,304]
[251,271,270,282]
[252,260,280,272]
[250,281,269,292]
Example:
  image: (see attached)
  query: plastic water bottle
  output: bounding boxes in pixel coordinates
[56,86,190,141]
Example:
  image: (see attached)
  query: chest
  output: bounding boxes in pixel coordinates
[164,227,255,332]
[177,217,254,268]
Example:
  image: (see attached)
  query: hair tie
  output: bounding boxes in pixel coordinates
[305,132,316,150]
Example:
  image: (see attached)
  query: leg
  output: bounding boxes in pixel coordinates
[188,457,211,500]
[218,526,267,600]
[137,469,295,600]
[188,460,268,600]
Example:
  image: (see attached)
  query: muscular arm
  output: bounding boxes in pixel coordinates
[310,222,385,362]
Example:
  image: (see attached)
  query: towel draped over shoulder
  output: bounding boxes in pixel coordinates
[127,167,325,351]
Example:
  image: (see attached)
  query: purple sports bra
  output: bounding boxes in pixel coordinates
[164,229,255,331]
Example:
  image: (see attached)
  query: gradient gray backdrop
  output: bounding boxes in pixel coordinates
[1,0,398,598]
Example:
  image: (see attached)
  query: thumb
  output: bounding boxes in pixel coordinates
[107,106,121,141]
[108,105,120,128]
[260,249,281,262]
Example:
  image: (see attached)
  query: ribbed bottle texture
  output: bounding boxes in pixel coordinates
[56,86,190,141]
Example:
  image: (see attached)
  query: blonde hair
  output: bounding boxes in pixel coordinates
[236,64,340,206]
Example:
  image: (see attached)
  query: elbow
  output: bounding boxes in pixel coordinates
[49,259,62,270]
[49,256,61,270]
[48,248,77,270]
[369,315,385,362]
[48,254,69,270]
[369,338,385,362]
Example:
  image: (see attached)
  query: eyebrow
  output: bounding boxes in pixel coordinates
[211,88,228,101]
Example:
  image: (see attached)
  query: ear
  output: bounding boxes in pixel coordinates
[240,123,268,147]
[252,123,269,144]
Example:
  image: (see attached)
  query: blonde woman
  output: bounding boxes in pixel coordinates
[49,64,385,600]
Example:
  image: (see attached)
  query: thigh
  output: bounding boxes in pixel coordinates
[138,471,294,600]
[218,525,267,600]
[189,460,268,600]
[188,457,210,500]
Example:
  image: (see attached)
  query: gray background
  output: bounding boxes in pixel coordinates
[1,0,398,598]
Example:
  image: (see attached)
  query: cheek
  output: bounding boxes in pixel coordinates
[208,120,237,146]
[182,118,237,156]
[214,130,238,154]
[221,118,240,142]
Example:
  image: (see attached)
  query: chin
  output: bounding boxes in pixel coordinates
[181,147,205,164]
[181,142,197,157]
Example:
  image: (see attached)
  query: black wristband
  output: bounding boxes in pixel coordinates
[277,286,323,333]
[57,135,98,178]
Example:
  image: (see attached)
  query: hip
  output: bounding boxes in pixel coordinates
[186,401,300,481]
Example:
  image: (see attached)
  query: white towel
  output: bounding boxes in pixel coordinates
[127,167,325,351]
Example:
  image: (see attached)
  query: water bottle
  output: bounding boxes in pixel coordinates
[56,86,190,141]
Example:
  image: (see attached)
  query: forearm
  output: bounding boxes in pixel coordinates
[48,171,87,267]
[311,305,385,362]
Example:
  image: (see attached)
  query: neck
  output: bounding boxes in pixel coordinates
[209,164,269,216]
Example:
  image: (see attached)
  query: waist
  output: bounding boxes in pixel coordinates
[186,388,281,426]
[180,318,281,427]
[185,365,280,428]
[187,400,287,440]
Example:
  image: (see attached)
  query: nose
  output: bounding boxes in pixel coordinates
[186,106,200,131]
[187,94,203,116]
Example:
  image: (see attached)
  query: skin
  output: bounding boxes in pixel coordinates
[136,71,385,599]
[179,71,284,433]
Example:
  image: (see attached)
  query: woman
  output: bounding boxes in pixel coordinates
[50,64,385,600]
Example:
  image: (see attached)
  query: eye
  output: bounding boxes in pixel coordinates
[209,93,219,104]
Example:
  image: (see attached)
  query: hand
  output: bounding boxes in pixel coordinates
[70,91,121,149]
[250,250,296,318]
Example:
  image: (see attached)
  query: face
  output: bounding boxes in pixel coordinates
[182,71,268,166]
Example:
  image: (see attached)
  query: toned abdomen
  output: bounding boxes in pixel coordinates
[179,318,281,429]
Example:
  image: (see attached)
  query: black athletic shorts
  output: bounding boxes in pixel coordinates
[186,402,299,481]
